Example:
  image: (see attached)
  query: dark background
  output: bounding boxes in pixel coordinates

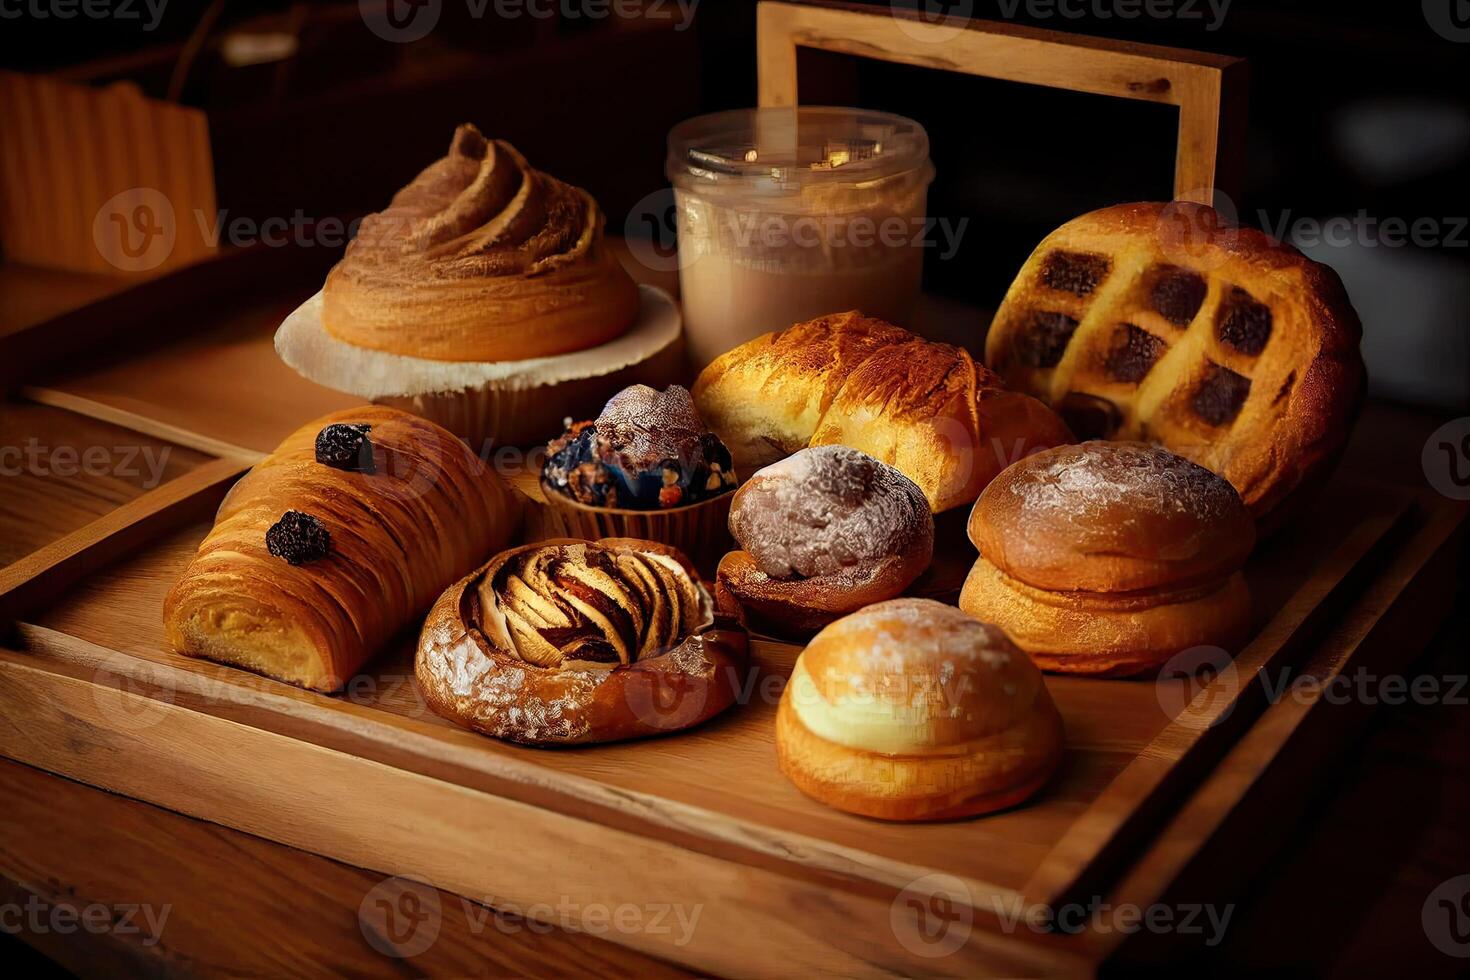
[0,3,1468,976]
[2,0,1467,407]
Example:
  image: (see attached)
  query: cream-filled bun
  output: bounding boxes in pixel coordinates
[775,598,1063,821]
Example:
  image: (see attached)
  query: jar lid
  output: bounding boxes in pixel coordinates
[666,106,931,194]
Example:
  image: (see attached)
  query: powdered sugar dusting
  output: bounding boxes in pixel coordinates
[1008,441,1239,523]
[731,446,932,579]
[596,383,706,470]
[840,599,1016,675]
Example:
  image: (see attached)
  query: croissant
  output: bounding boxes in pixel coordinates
[322,124,640,362]
[692,312,1074,512]
[416,538,748,745]
[164,407,520,691]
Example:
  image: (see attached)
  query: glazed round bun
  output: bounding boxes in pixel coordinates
[716,447,934,639]
[776,599,1063,821]
[969,441,1255,594]
[959,556,1251,676]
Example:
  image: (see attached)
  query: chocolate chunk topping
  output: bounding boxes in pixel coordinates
[1149,266,1208,326]
[1192,364,1252,426]
[1041,250,1111,296]
[1056,392,1122,441]
[266,510,331,565]
[1216,286,1273,355]
[315,423,375,474]
[1104,324,1167,383]
[1014,312,1079,368]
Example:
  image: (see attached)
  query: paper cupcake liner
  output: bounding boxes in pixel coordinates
[525,489,734,579]
[374,338,685,449]
[276,284,685,450]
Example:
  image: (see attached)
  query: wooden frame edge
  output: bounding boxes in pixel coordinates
[755,0,1248,203]
[0,655,1095,979]
[0,455,246,627]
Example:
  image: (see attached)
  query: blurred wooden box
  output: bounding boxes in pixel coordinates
[0,71,217,277]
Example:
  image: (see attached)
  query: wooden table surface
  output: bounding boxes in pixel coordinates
[1,247,1466,977]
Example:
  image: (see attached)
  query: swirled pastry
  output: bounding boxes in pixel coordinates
[716,446,933,638]
[417,538,748,745]
[323,124,639,362]
[164,407,520,691]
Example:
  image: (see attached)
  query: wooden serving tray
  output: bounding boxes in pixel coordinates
[0,254,1464,977]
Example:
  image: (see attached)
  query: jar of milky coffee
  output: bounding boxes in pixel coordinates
[666,107,934,367]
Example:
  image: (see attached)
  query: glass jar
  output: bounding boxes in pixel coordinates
[666,106,934,367]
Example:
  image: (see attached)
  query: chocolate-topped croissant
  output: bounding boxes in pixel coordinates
[164,407,521,691]
[323,124,640,362]
[417,538,748,745]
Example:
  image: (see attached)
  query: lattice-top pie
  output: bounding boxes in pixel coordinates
[985,202,1365,520]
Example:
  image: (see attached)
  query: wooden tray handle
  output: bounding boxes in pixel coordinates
[756,0,1248,206]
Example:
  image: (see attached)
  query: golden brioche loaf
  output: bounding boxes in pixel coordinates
[693,312,1073,512]
[323,124,639,362]
[776,598,1063,821]
[417,538,748,745]
[164,407,520,691]
[985,202,1364,519]
[959,442,1254,676]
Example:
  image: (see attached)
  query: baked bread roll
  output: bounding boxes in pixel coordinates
[323,124,639,362]
[959,441,1254,676]
[164,407,520,691]
[716,447,933,639]
[776,599,1063,821]
[693,312,1072,512]
[984,202,1365,519]
[416,538,748,745]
